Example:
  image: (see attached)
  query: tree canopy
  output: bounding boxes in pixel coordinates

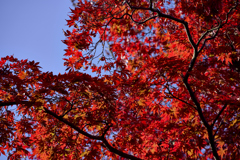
[0,0,240,159]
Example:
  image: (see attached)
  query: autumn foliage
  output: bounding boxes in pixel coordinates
[0,0,240,159]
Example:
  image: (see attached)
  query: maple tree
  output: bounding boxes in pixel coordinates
[0,0,240,159]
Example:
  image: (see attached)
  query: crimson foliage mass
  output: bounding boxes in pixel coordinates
[0,0,240,159]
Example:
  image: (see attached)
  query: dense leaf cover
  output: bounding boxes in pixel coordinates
[0,0,240,159]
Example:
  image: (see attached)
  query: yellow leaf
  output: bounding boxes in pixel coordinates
[150,143,158,154]
[65,148,70,152]
[171,107,178,118]
[230,119,238,127]
[218,141,224,148]
[80,150,90,157]
[218,147,226,158]
[187,149,194,156]
[138,99,145,106]
[18,71,28,80]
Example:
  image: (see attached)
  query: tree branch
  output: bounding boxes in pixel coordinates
[197,19,222,53]
[125,1,197,49]
[0,100,141,160]
[0,101,42,107]
[44,107,142,160]
[211,104,228,128]
[197,0,239,53]
[165,84,197,110]
[182,78,210,128]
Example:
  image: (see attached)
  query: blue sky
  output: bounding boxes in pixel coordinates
[0,0,75,159]
[0,0,74,75]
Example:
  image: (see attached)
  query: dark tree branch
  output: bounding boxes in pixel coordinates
[60,103,74,118]
[129,14,158,24]
[182,56,220,160]
[213,120,224,137]
[0,100,141,160]
[125,1,197,49]
[0,102,17,106]
[101,124,112,138]
[197,0,239,53]
[0,101,41,107]
[43,107,102,139]
[211,104,228,128]
[182,78,210,128]
[196,16,222,46]
[181,2,238,160]
[197,19,222,53]
[165,84,197,110]
[125,1,199,77]
[44,107,142,160]
[149,0,154,9]
[226,32,236,51]
[122,2,223,159]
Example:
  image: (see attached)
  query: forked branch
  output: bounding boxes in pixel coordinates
[0,101,141,160]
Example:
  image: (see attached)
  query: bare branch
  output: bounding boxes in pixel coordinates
[196,22,221,48]
[165,84,197,110]
[226,31,236,51]
[0,101,41,107]
[213,120,224,137]
[101,124,112,138]
[125,1,197,49]
[0,100,141,159]
[182,79,210,128]
[197,1,239,53]
[211,104,228,128]
[44,107,142,160]
[44,107,101,139]
[129,14,158,24]
[197,20,222,53]
[0,101,18,106]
